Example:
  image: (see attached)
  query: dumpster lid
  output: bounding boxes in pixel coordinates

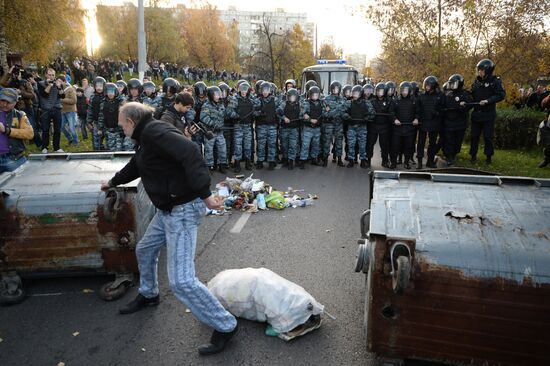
[369,171,550,285]
[0,152,140,196]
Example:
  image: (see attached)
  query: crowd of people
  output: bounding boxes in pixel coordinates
[41,56,246,87]
[3,57,550,174]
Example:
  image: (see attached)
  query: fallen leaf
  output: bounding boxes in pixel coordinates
[82,289,93,293]
[141,348,146,352]
[57,362,65,366]
[73,332,80,337]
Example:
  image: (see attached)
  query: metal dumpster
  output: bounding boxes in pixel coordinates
[355,171,550,366]
[0,152,155,305]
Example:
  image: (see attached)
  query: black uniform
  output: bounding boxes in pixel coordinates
[417,90,443,165]
[442,89,473,164]
[367,97,394,164]
[469,75,506,159]
[391,96,418,165]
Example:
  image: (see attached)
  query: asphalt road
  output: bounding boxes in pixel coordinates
[0,157,379,366]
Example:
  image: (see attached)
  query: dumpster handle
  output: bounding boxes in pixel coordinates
[103,189,125,222]
[360,210,371,238]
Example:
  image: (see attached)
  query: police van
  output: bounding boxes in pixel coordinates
[301,60,358,94]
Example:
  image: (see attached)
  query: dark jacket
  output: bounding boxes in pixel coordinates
[38,80,64,110]
[109,114,211,211]
[392,96,418,136]
[3,109,34,158]
[370,98,395,133]
[76,95,88,118]
[160,104,186,133]
[417,91,442,132]
[442,89,473,131]
[471,75,506,121]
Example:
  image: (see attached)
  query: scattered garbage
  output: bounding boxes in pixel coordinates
[208,268,325,341]
[210,174,318,215]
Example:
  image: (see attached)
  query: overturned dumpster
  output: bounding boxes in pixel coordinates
[0,152,155,305]
[355,171,550,366]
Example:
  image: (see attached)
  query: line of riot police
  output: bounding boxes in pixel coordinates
[86,58,504,171]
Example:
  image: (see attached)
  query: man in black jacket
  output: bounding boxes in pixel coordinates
[101,102,238,356]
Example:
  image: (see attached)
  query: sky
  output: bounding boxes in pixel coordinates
[84,0,382,61]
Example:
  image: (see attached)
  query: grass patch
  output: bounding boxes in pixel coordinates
[456,144,550,179]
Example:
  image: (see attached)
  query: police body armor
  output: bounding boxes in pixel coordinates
[103,99,120,129]
[283,102,300,129]
[349,100,367,125]
[236,96,254,125]
[305,100,323,128]
[418,92,441,132]
[257,97,277,125]
[91,95,102,122]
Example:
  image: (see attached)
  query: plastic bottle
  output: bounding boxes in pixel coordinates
[257,193,267,210]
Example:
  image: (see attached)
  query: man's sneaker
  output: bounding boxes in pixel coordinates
[55,149,64,153]
[41,148,48,154]
[198,324,239,356]
[119,294,160,315]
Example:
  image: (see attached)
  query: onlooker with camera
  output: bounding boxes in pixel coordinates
[0,88,34,173]
[76,87,89,140]
[38,68,65,153]
[61,78,79,146]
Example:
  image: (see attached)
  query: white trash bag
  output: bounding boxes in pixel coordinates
[208,268,324,340]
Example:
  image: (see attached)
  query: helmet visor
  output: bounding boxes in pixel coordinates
[310,92,319,101]
[401,87,409,97]
[449,80,459,90]
[376,89,385,97]
[288,94,297,103]
[352,90,361,99]
[331,86,340,95]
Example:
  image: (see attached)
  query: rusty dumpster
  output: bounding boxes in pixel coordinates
[0,152,155,305]
[355,171,550,366]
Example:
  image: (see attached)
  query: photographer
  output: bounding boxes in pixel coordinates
[38,68,65,153]
[0,88,34,173]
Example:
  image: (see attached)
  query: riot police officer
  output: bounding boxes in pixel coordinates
[416,76,443,169]
[126,78,143,103]
[469,59,506,164]
[367,83,394,168]
[154,77,180,119]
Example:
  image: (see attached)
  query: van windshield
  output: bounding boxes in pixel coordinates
[303,71,329,94]
[302,70,357,94]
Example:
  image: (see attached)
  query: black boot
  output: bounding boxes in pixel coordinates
[337,157,345,167]
[389,161,397,169]
[381,160,390,169]
[255,161,264,170]
[360,160,368,169]
[426,156,436,168]
[288,160,294,170]
[347,160,354,168]
[417,158,423,170]
[365,158,371,168]
[539,159,549,168]
[404,160,411,169]
[198,324,238,356]
[119,294,159,315]
[233,160,241,173]
[281,158,288,166]
[219,164,227,174]
[410,156,416,164]
[298,160,305,169]
[470,155,477,163]
[322,157,328,167]
[485,156,492,165]
[311,157,319,166]
[397,155,403,164]
[332,156,337,163]
[268,161,276,170]
[245,159,252,170]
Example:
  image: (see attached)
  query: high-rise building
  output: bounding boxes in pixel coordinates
[346,53,367,72]
[218,6,315,56]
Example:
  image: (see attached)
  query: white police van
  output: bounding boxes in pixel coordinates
[301,60,359,94]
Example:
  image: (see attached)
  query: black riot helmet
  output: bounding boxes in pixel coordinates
[104,82,119,97]
[284,79,296,91]
[351,85,363,100]
[447,74,464,90]
[162,78,180,95]
[127,78,142,93]
[386,81,396,96]
[308,85,321,100]
[423,76,438,92]
[207,86,222,103]
[399,81,412,98]
[115,80,127,95]
[304,80,318,94]
[330,81,342,95]
[270,82,277,95]
[476,59,495,77]
[237,81,251,96]
[255,80,265,95]
[410,81,419,96]
[375,82,387,98]
[194,81,207,98]
[93,76,106,92]
[237,79,247,87]
[342,84,353,99]
[286,88,299,103]
[143,81,156,96]
[363,83,374,98]
[218,82,231,98]
[442,82,450,93]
